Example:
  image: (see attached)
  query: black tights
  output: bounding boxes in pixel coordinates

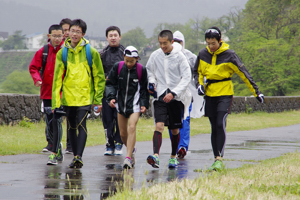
[209,111,228,158]
[66,107,89,157]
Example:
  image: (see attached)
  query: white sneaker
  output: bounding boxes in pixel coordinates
[131,148,136,167]
[104,147,114,156]
[114,143,123,155]
[123,157,133,169]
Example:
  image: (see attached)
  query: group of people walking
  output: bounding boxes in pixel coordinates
[29,18,264,171]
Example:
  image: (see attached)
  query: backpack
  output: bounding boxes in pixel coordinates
[62,43,93,77]
[118,61,142,83]
[39,44,49,79]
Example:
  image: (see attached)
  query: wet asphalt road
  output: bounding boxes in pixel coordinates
[0,124,299,200]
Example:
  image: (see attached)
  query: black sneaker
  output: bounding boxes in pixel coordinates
[65,146,73,154]
[69,157,76,168]
[42,143,53,152]
[74,156,83,168]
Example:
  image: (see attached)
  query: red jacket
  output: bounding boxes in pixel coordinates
[29,41,64,99]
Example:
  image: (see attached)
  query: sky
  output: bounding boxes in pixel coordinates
[0,0,249,37]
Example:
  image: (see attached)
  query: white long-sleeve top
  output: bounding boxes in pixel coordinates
[146,46,192,119]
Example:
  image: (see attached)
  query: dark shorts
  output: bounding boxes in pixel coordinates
[154,100,184,129]
[204,95,233,117]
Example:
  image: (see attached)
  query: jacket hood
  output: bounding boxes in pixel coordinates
[207,41,229,55]
[64,37,89,50]
[173,30,185,49]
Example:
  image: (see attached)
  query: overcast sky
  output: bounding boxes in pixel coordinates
[0,0,248,37]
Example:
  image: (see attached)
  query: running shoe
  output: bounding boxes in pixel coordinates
[42,143,53,152]
[123,157,133,169]
[65,146,73,154]
[208,160,224,172]
[131,148,136,167]
[69,157,76,168]
[168,158,179,168]
[147,155,159,168]
[47,154,58,165]
[114,143,123,155]
[177,147,187,159]
[74,156,83,168]
[104,147,114,156]
[56,146,64,162]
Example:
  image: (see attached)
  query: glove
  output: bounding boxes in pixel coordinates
[197,85,205,96]
[256,94,264,104]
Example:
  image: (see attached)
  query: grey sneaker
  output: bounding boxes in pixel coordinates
[123,157,133,169]
[47,154,58,165]
[115,143,123,155]
[56,145,64,162]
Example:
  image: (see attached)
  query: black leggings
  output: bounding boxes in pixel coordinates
[65,107,89,157]
[209,111,228,158]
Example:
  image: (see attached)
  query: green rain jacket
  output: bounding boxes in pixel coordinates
[52,37,105,109]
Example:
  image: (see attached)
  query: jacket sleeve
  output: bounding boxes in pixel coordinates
[29,48,43,84]
[52,49,64,109]
[105,62,119,102]
[145,53,156,85]
[139,66,150,109]
[230,52,262,97]
[172,54,191,96]
[193,52,204,88]
[91,49,106,105]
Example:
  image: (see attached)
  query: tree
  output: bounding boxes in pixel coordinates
[1,70,39,94]
[0,30,26,50]
[121,27,148,51]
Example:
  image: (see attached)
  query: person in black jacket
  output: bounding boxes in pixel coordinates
[100,26,125,156]
[106,46,149,169]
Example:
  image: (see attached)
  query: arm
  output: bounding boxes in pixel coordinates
[139,66,150,109]
[193,53,204,88]
[51,50,65,110]
[29,48,43,86]
[145,53,156,85]
[105,62,119,103]
[171,55,191,96]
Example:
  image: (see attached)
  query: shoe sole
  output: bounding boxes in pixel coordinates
[123,164,132,169]
[42,149,50,152]
[104,153,114,156]
[65,151,73,154]
[168,164,178,168]
[177,148,186,159]
[147,156,159,168]
[47,161,58,165]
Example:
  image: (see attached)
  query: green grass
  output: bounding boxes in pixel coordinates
[107,152,300,200]
[0,110,300,155]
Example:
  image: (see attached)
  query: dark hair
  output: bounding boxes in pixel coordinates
[70,19,87,34]
[59,18,72,26]
[205,26,221,41]
[105,26,121,37]
[158,30,173,42]
[48,24,63,34]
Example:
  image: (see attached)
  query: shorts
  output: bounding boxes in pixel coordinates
[204,95,233,117]
[154,100,184,129]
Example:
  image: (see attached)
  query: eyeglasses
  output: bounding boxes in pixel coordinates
[50,34,63,39]
[70,30,82,35]
[205,29,220,36]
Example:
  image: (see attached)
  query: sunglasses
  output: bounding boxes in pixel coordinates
[205,29,220,36]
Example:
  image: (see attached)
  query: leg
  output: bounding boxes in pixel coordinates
[126,112,139,158]
[66,107,78,156]
[170,128,180,158]
[113,108,123,144]
[102,97,116,149]
[117,113,128,147]
[75,109,89,157]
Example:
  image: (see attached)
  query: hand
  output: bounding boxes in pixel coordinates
[93,104,102,113]
[163,93,174,103]
[140,106,146,113]
[148,83,157,98]
[109,99,116,108]
[34,81,42,87]
[256,94,264,104]
[197,85,205,96]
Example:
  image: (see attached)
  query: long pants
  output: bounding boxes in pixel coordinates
[169,103,191,152]
[65,106,89,157]
[102,97,122,148]
[43,100,63,153]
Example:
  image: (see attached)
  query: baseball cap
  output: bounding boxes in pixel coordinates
[124,46,139,57]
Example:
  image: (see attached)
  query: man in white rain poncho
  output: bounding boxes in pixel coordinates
[146,30,191,168]
[169,31,204,159]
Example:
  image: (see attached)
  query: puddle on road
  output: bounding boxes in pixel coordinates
[227,140,299,150]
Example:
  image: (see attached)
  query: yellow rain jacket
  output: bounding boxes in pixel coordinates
[193,42,261,97]
[52,38,105,109]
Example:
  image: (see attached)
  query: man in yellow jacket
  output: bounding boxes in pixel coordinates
[194,26,264,172]
[52,19,105,168]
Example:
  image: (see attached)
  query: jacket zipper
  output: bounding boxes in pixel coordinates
[124,69,130,113]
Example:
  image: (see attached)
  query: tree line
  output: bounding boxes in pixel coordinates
[1,0,299,96]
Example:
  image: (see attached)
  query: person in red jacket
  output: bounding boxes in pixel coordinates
[29,24,64,165]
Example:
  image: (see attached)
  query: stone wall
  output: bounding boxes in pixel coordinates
[0,94,299,125]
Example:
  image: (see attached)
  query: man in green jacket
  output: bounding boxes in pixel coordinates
[52,19,105,168]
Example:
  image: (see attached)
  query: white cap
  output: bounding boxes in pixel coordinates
[124,46,139,57]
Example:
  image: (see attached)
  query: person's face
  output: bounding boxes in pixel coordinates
[158,37,173,53]
[62,24,70,39]
[124,56,138,69]
[48,30,63,47]
[69,25,85,46]
[206,38,221,52]
[106,30,121,47]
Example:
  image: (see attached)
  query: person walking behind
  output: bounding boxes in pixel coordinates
[52,19,105,168]
[100,26,125,156]
[146,30,191,169]
[105,46,149,169]
[194,26,264,172]
[29,24,64,165]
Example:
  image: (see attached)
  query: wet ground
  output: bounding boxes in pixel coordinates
[0,124,299,200]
